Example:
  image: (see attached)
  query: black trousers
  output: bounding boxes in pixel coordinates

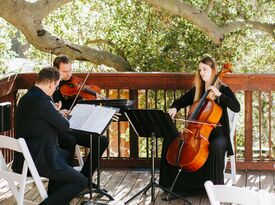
[159,134,229,194]
[58,130,109,178]
[39,150,87,205]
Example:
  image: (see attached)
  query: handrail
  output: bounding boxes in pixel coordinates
[1,72,275,170]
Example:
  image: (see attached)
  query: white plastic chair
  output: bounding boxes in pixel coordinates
[0,135,48,205]
[224,108,238,184]
[74,145,84,171]
[204,180,263,205]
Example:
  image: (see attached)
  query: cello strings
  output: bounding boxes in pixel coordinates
[173,117,222,127]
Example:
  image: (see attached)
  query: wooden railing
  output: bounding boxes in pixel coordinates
[0,73,275,170]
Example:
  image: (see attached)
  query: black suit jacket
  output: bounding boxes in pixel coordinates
[12,86,70,173]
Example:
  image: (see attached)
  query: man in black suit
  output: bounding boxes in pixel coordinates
[52,55,109,188]
[12,67,87,205]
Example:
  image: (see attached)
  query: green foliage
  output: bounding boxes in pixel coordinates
[0,0,274,73]
[0,19,17,74]
[0,0,274,159]
[92,0,215,71]
[90,0,274,72]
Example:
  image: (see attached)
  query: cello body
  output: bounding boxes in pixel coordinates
[166,98,222,172]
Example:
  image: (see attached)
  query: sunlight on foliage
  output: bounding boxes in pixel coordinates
[0,0,274,74]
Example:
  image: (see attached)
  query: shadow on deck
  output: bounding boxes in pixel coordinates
[0,169,274,205]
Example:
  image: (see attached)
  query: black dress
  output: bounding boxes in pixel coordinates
[159,85,240,194]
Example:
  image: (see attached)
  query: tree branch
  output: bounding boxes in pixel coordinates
[223,21,275,39]
[205,0,215,15]
[0,0,131,71]
[35,0,73,19]
[85,39,115,47]
[141,0,224,44]
[141,0,274,44]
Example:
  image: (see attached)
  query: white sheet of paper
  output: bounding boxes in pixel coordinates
[69,104,116,134]
[81,106,116,133]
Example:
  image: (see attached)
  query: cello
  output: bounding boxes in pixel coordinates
[166,65,232,172]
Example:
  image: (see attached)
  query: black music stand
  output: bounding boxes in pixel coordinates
[79,99,134,121]
[124,109,191,204]
[0,102,11,132]
[81,132,114,205]
[69,104,118,205]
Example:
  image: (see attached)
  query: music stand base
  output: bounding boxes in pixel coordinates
[125,110,191,205]
[78,188,114,201]
[124,181,191,204]
[81,200,107,205]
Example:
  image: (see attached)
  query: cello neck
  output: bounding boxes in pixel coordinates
[188,73,220,120]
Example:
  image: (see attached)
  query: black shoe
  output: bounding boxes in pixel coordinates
[162,194,178,201]
[162,189,200,201]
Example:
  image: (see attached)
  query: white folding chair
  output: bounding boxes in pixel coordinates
[224,108,238,184]
[74,145,84,171]
[0,135,48,205]
[204,180,263,205]
[259,190,275,205]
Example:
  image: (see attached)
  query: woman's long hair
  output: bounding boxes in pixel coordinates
[194,56,218,102]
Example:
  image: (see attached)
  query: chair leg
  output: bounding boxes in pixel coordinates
[230,155,236,184]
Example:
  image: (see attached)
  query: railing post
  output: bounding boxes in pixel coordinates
[244,91,253,162]
[129,89,139,158]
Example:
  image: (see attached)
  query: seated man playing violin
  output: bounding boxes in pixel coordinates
[52,55,109,188]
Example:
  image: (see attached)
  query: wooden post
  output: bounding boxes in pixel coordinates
[129,89,139,158]
[244,91,253,162]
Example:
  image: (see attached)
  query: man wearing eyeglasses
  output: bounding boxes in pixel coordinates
[12,67,87,205]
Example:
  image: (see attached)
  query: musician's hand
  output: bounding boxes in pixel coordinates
[111,113,121,122]
[59,109,70,118]
[54,101,62,111]
[96,93,100,99]
[208,86,221,97]
[168,108,177,118]
[96,93,106,100]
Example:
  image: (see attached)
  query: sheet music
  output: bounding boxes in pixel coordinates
[69,104,116,134]
[81,106,116,133]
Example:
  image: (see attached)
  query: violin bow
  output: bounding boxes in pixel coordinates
[69,67,93,112]
[0,72,18,95]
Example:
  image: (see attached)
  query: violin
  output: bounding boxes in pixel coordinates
[60,75,101,100]
[166,65,232,172]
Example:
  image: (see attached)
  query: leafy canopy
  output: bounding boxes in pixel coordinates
[0,0,274,73]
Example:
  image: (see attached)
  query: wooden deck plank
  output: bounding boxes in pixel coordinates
[123,171,151,204]
[90,169,128,204]
[0,182,37,205]
[24,182,48,204]
[234,170,247,188]
[1,169,274,205]
[259,170,275,194]
[246,170,260,191]
[153,190,169,205]
[0,179,13,204]
[111,170,140,201]
[198,193,210,205]
[75,169,116,205]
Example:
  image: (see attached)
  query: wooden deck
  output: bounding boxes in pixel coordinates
[0,169,274,205]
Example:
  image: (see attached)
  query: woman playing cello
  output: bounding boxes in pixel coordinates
[159,56,240,197]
